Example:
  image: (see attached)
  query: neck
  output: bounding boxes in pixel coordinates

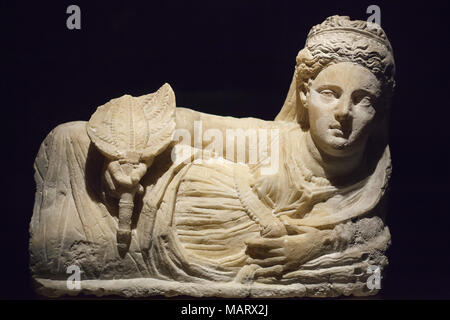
[299,132,365,181]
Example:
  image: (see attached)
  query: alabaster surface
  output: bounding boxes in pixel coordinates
[30,16,395,298]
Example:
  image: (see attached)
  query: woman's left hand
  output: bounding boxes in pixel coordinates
[244,227,335,278]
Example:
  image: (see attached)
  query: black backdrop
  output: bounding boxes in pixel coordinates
[3,0,450,300]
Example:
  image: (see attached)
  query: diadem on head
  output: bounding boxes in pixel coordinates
[306,15,392,52]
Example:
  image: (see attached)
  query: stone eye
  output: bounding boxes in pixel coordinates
[319,89,338,99]
[352,91,373,106]
[359,96,372,105]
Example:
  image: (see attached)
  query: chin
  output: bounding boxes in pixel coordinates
[322,137,356,156]
[314,134,357,157]
[327,136,348,149]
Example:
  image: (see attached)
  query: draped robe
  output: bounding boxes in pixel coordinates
[30,116,391,288]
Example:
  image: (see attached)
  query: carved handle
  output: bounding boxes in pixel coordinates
[117,190,136,254]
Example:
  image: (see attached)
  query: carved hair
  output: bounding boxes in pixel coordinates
[276,16,395,129]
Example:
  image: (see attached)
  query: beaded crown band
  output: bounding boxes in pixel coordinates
[306,15,393,52]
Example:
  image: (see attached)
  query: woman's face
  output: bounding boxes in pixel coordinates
[304,62,381,157]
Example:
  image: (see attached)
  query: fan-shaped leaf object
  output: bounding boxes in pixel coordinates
[86,83,176,255]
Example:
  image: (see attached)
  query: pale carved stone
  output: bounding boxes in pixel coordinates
[30,15,395,298]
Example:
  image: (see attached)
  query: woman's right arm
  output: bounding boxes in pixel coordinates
[174,107,275,163]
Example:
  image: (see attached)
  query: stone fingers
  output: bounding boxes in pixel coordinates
[247,256,286,268]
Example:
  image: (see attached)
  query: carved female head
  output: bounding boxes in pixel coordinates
[276,16,395,157]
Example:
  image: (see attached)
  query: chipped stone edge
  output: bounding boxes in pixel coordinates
[33,277,378,298]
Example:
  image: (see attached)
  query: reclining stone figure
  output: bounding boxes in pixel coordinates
[30,15,395,298]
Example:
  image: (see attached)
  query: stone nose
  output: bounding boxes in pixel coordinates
[334,96,352,121]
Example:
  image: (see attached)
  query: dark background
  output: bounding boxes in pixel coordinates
[2,0,450,300]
